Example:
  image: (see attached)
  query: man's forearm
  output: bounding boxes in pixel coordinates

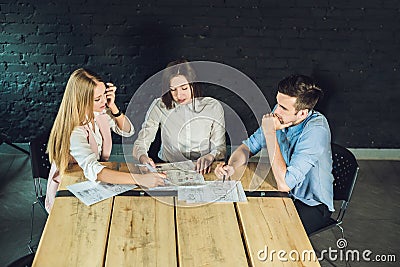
[228,144,250,168]
[265,132,291,192]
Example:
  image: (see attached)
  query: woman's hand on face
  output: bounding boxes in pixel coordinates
[105,83,117,109]
[134,172,166,188]
[139,155,156,168]
[196,154,215,174]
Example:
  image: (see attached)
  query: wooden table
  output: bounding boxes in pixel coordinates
[33,162,320,267]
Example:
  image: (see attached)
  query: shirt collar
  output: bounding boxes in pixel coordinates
[285,110,313,135]
[173,97,204,110]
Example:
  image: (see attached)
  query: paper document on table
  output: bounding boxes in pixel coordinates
[149,169,206,191]
[67,181,137,206]
[178,180,247,203]
[156,160,196,172]
[137,161,203,191]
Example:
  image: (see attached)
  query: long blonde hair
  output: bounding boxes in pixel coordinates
[47,68,103,175]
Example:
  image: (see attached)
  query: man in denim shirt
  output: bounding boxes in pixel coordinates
[216,74,334,235]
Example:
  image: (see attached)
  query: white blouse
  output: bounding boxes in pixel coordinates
[133,97,226,163]
[70,110,134,181]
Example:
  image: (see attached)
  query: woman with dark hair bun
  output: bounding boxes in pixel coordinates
[133,59,226,174]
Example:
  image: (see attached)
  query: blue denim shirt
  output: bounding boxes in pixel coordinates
[243,110,334,211]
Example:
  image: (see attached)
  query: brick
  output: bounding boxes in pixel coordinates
[0,53,21,63]
[38,24,71,34]
[7,63,38,72]
[107,46,139,56]
[23,54,55,64]
[2,1,35,13]
[5,13,26,23]
[0,33,22,44]
[64,15,93,25]
[193,16,228,26]
[73,45,101,56]
[4,23,37,34]
[87,55,121,65]
[37,43,71,54]
[25,33,57,44]
[92,14,126,25]
[211,27,242,37]
[35,2,67,14]
[382,0,400,8]
[57,34,91,46]
[56,55,86,64]
[29,14,58,24]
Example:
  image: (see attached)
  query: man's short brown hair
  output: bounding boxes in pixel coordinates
[278,74,323,111]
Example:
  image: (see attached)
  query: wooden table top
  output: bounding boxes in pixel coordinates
[33,161,320,267]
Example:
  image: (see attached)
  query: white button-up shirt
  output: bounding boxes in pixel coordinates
[133,97,226,162]
[70,110,134,181]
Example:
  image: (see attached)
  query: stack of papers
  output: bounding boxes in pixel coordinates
[67,160,248,206]
[144,160,206,190]
[143,160,247,203]
[67,181,136,206]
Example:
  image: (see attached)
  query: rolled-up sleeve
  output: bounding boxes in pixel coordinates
[70,127,105,181]
[285,126,330,189]
[132,99,162,159]
[242,127,265,155]
[209,100,226,160]
[106,111,135,137]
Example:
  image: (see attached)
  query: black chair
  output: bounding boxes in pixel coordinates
[309,143,359,238]
[28,134,51,253]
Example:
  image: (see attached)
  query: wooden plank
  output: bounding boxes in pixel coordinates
[32,197,113,267]
[229,163,276,191]
[237,198,320,267]
[176,202,248,266]
[105,196,176,267]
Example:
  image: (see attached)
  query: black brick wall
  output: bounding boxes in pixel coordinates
[1,0,399,148]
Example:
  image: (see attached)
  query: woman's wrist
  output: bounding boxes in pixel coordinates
[112,109,122,118]
[108,104,120,115]
[109,106,122,117]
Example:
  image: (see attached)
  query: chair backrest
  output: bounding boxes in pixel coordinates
[331,143,359,222]
[29,134,51,180]
[29,133,51,200]
[331,143,359,202]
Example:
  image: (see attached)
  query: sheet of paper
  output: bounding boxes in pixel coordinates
[165,169,205,186]
[178,180,247,203]
[138,161,203,191]
[148,169,205,191]
[156,160,196,172]
[67,181,137,206]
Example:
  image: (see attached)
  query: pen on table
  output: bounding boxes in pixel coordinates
[222,162,227,183]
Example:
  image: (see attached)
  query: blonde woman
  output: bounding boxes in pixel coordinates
[45,68,165,212]
[133,59,226,174]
